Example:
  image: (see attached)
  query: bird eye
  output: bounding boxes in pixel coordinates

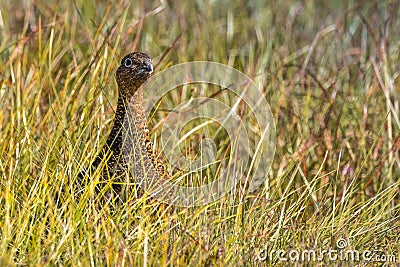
[124,58,133,68]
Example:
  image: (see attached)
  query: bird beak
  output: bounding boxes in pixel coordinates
[148,64,153,74]
[138,64,153,75]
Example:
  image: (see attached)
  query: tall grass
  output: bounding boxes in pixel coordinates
[0,0,399,265]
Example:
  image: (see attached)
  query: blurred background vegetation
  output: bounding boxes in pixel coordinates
[0,0,399,265]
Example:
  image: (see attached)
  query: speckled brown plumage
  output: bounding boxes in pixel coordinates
[80,52,166,193]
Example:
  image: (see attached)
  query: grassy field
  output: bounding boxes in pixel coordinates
[1,0,399,266]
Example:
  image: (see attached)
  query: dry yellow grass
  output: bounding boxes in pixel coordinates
[0,0,399,265]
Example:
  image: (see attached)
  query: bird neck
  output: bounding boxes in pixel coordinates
[106,87,148,154]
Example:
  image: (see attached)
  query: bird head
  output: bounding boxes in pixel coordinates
[116,52,153,99]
